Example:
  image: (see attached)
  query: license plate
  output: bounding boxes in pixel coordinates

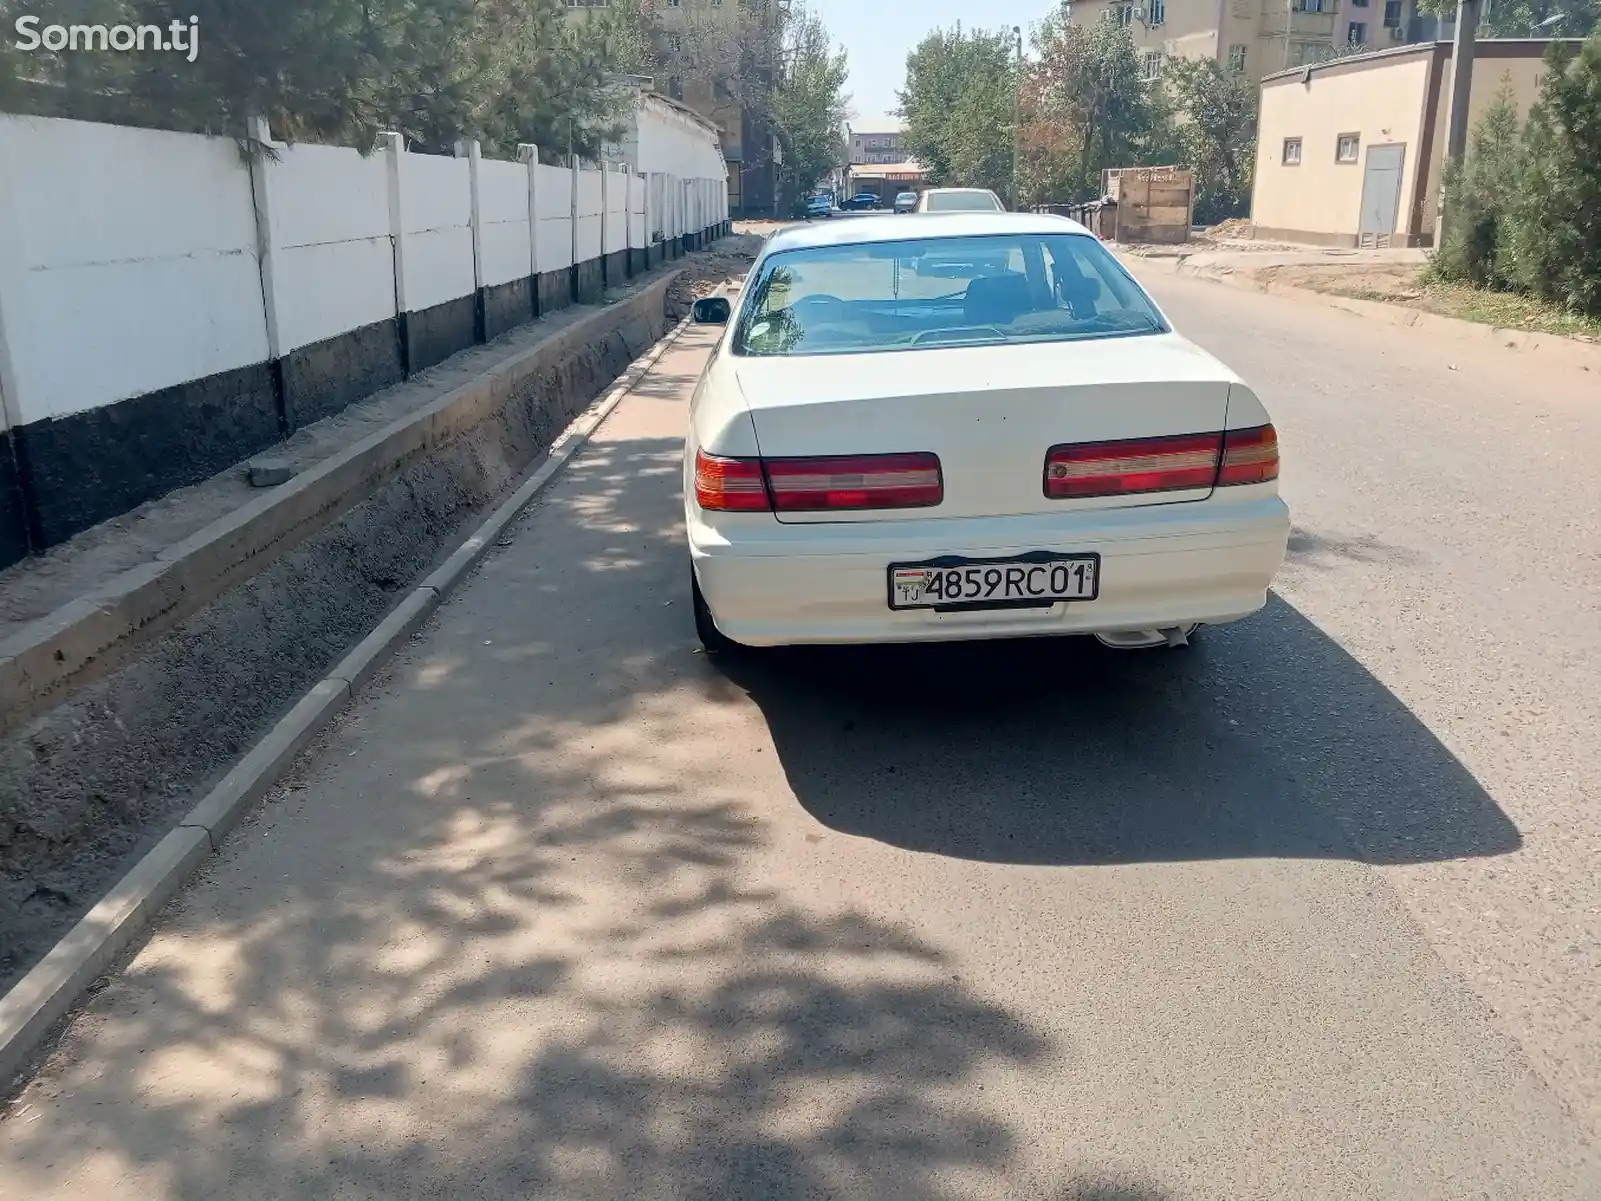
[887,552,1100,612]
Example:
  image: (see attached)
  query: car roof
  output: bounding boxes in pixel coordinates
[763,211,1093,253]
[922,187,999,196]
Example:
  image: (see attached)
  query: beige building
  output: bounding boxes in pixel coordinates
[1064,0,1433,87]
[1249,39,1578,247]
[849,123,906,164]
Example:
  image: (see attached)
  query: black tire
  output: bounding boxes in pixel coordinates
[692,567,741,657]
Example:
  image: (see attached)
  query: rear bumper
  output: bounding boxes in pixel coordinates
[689,496,1292,647]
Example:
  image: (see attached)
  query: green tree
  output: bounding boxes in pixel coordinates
[1015,10,1169,203]
[1416,0,1598,38]
[1428,73,1525,287]
[1500,35,1601,314]
[899,25,1018,196]
[0,0,630,158]
[1163,57,1256,223]
[768,11,849,214]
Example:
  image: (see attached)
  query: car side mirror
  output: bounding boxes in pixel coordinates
[692,296,731,325]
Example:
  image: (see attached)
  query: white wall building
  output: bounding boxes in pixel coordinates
[604,91,728,184]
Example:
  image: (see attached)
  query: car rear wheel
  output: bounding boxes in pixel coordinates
[692,566,743,657]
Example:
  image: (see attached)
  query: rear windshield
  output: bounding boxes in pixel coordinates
[733,232,1169,357]
[924,191,1001,212]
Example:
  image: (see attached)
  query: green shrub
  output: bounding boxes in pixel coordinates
[1428,74,1524,289]
[1500,35,1601,316]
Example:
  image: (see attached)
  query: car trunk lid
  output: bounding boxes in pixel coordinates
[735,334,1235,523]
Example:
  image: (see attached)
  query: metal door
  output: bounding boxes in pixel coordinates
[1357,143,1406,247]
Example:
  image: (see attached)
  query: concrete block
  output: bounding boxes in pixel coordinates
[247,458,295,487]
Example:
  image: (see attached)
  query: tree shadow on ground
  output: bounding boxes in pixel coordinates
[0,417,1525,1199]
[0,430,1186,1201]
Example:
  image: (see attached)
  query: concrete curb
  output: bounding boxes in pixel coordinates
[1120,253,1601,372]
[0,310,696,1092]
[0,269,684,740]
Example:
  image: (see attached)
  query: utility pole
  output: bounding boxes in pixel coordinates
[1010,25,1023,210]
[1445,0,1482,167]
[1438,0,1482,245]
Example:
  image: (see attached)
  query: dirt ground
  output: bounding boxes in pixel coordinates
[1259,261,1428,299]
[1260,261,1601,342]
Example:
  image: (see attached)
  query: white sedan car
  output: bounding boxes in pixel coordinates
[915,187,1006,213]
[683,212,1289,653]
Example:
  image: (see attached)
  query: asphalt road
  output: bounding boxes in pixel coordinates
[2,272,1598,1200]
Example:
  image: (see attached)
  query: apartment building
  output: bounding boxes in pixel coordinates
[562,0,782,215]
[849,124,906,165]
[1065,0,1426,86]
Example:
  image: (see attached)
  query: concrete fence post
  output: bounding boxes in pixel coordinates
[244,113,290,431]
[625,165,638,278]
[0,116,34,562]
[380,132,411,373]
[569,154,581,304]
[595,158,605,288]
[518,144,541,317]
[456,137,485,343]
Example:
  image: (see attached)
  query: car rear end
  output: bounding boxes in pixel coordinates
[685,221,1289,648]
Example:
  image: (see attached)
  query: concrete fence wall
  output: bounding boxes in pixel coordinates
[0,112,731,568]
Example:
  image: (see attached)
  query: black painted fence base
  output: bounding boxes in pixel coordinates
[602,251,628,290]
[483,277,535,342]
[284,318,405,430]
[0,233,723,568]
[536,271,571,318]
[0,447,32,570]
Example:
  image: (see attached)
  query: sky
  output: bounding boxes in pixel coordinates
[805,0,1055,128]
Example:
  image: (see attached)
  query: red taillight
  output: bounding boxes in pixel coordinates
[1217,424,1279,486]
[765,453,943,512]
[693,449,944,512]
[694,449,769,511]
[1045,432,1222,499]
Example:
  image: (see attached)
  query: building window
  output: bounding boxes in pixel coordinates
[1291,0,1327,11]
[1383,0,1402,24]
[1348,20,1367,41]
[1337,133,1360,162]
[1290,40,1330,65]
[1148,0,1166,23]
[1227,43,1247,72]
[1142,51,1165,79]
[1351,0,1368,6]
[1283,137,1302,165]
[1110,3,1135,27]
[665,32,682,51]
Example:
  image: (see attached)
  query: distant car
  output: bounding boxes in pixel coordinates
[804,195,834,219]
[893,191,919,213]
[844,191,881,210]
[684,212,1289,654]
[916,187,1006,213]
